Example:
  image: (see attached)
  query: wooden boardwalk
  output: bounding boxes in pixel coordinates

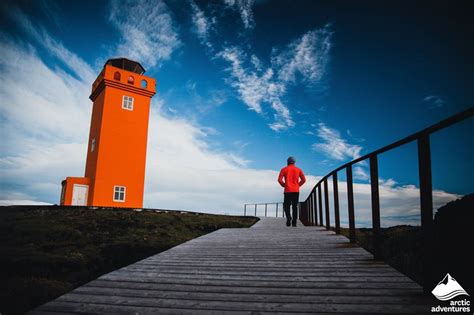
[32,218,432,314]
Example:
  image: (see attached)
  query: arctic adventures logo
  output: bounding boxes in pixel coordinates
[431,273,470,313]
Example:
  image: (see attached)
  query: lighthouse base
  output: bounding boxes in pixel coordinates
[60,177,90,206]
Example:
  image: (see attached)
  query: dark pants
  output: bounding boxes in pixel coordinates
[284,192,299,224]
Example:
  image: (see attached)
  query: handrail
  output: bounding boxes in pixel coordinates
[300,106,473,292]
[244,202,284,217]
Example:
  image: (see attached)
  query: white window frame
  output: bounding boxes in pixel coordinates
[122,95,134,111]
[113,185,126,202]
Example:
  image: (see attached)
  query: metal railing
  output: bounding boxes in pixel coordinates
[244,203,285,217]
[299,106,473,291]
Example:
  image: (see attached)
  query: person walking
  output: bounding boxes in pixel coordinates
[278,156,306,227]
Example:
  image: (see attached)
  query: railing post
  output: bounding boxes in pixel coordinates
[276,203,279,217]
[333,172,340,234]
[318,185,323,226]
[244,204,247,216]
[346,165,356,243]
[324,179,330,229]
[313,192,318,225]
[254,204,257,216]
[305,200,311,225]
[370,156,382,260]
[308,196,311,225]
[265,203,267,217]
[418,135,434,293]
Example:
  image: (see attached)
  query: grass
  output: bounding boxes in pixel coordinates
[0,206,258,314]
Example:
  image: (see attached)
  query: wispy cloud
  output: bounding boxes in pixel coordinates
[190,1,214,49]
[353,165,369,181]
[223,0,255,29]
[423,95,445,109]
[108,0,181,69]
[11,8,95,83]
[217,27,331,132]
[312,123,363,161]
[184,81,228,115]
[218,47,294,131]
[273,25,332,85]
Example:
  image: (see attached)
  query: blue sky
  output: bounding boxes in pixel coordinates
[0,0,473,223]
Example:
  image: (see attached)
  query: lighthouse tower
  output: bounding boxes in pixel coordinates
[60,58,156,208]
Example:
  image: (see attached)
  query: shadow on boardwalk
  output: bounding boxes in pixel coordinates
[32,218,433,314]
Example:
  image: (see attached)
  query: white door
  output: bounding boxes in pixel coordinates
[72,184,88,206]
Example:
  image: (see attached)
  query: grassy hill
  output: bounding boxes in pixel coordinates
[0,206,258,314]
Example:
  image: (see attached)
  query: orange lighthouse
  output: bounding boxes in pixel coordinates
[60,58,156,208]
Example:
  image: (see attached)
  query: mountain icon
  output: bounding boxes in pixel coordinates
[432,273,470,301]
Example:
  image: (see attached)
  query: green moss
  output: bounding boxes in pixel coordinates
[0,206,258,314]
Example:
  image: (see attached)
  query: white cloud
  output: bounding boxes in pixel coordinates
[218,47,294,130]
[273,25,332,84]
[312,123,363,161]
[184,81,227,114]
[353,165,369,181]
[0,200,52,206]
[423,95,445,108]
[0,39,91,144]
[108,0,181,68]
[223,0,255,29]
[190,1,213,49]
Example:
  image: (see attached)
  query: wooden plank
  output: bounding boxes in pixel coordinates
[95,275,422,289]
[32,301,239,315]
[73,286,431,305]
[100,272,414,283]
[86,279,424,296]
[114,266,412,277]
[123,266,397,273]
[38,294,430,314]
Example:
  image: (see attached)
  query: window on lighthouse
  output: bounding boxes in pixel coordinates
[122,95,134,111]
[113,186,126,202]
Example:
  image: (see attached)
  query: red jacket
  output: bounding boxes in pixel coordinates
[278,164,306,193]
